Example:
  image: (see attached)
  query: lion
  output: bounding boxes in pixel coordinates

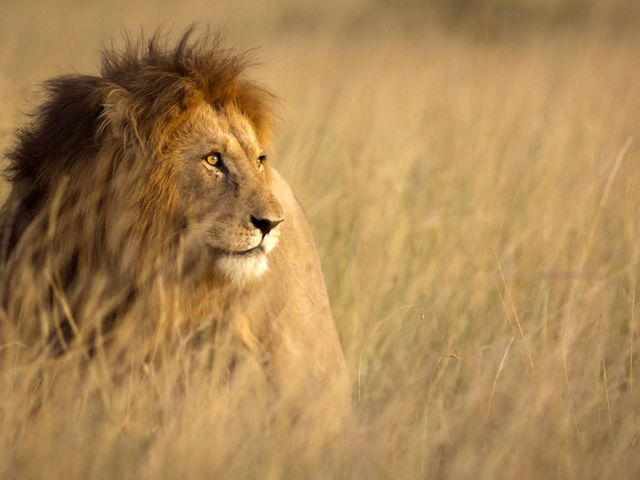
[0,30,350,414]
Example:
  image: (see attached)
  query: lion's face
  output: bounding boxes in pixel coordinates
[168,103,284,284]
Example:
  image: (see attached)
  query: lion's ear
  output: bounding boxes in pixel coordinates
[102,87,141,150]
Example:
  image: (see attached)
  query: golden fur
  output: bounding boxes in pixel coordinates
[0,30,349,414]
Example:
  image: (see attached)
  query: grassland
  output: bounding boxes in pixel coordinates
[1,0,640,478]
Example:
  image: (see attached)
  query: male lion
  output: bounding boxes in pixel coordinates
[0,30,349,412]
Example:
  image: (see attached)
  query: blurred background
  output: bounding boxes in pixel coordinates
[1,0,639,478]
[2,0,639,150]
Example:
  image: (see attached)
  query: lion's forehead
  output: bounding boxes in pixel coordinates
[185,103,260,157]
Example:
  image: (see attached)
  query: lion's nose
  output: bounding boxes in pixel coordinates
[250,215,284,235]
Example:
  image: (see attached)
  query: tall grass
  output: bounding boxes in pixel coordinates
[1,1,640,478]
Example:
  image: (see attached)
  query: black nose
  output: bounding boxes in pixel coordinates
[251,216,284,235]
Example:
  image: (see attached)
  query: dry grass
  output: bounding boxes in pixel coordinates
[1,0,640,478]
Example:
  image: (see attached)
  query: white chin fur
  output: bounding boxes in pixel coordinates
[215,231,279,285]
[215,252,269,285]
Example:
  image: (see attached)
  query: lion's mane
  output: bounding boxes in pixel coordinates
[0,29,276,354]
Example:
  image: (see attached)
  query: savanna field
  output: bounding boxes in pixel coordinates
[1,0,640,478]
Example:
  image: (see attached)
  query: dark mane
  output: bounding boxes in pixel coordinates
[5,28,276,189]
[6,75,106,188]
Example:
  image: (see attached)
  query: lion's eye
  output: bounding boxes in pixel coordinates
[203,152,222,168]
[258,154,267,165]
